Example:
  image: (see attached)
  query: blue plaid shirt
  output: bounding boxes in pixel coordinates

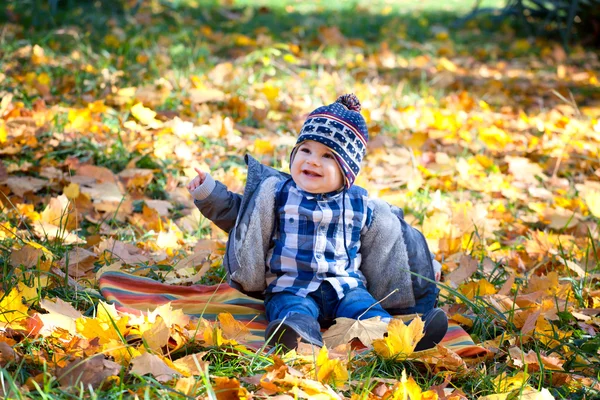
[265,179,373,299]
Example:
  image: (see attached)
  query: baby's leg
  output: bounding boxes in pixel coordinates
[264,292,322,350]
[336,287,392,321]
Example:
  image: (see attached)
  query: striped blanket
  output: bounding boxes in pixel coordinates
[99,271,487,358]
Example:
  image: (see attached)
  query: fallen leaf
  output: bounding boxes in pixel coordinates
[130,352,179,382]
[57,355,121,389]
[315,346,348,388]
[213,376,248,400]
[322,316,388,348]
[3,176,48,197]
[372,317,425,359]
[445,254,478,288]
[38,297,83,336]
[9,245,45,269]
[509,347,564,371]
[141,316,170,354]
[172,353,208,376]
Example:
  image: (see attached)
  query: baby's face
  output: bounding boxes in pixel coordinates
[291,140,344,194]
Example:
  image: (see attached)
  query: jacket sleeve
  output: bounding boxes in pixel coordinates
[191,173,242,234]
[360,199,415,310]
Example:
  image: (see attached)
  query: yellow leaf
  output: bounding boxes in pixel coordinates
[584,191,600,218]
[386,370,431,400]
[67,108,92,132]
[76,302,129,345]
[373,317,425,359]
[141,316,170,354]
[493,371,529,393]
[0,121,7,143]
[131,102,160,127]
[0,286,31,327]
[63,183,80,200]
[253,138,275,155]
[104,338,141,364]
[478,125,511,151]
[458,279,497,300]
[104,34,120,48]
[315,346,348,388]
[218,312,250,341]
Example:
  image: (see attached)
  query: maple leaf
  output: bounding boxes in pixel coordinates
[315,346,349,388]
[130,102,162,128]
[140,316,170,354]
[383,370,436,400]
[172,352,208,377]
[373,317,425,359]
[492,371,529,393]
[218,312,250,341]
[212,376,249,400]
[57,354,121,389]
[37,297,83,337]
[129,352,179,382]
[76,301,129,345]
[322,316,388,348]
[0,284,36,328]
[508,347,564,371]
[104,338,142,364]
[458,279,497,300]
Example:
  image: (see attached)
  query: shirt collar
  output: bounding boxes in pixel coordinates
[290,180,344,201]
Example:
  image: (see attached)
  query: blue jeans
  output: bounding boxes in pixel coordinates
[265,282,391,327]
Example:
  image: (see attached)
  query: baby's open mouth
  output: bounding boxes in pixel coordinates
[302,169,322,177]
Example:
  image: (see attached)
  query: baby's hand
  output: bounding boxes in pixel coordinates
[187,167,207,193]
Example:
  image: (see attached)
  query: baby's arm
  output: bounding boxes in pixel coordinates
[187,167,242,233]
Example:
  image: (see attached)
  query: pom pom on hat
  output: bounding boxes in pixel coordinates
[292,93,369,189]
[336,93,361,112]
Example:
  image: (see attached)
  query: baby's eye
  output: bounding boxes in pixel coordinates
[324,153,334,159]
[300,148,310,153]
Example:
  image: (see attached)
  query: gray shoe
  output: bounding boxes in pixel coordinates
[265,313,323,350]
[414,308,448,351]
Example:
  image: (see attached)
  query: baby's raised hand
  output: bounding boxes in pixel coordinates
[187,167,207,193]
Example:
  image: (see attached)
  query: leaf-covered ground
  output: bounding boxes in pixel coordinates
[1,0,599,398]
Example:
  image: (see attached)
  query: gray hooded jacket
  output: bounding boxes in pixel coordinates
[192,155,437,311]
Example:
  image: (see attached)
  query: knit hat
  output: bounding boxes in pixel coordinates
[291,94,368,189]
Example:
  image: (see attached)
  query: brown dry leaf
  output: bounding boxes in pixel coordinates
[498,275,515,296]
[318,26,347,46]
[129,352,179,382]
[57,355,121,389]
[60,247,97,277]
[144,199,173,217]
[9,245,45,268]
[322,316,388,348]
[0,342,18,367]
[0,163,7,182]
[445,254,478,288]
[519,309,542,335]
[95,239,149,264]
[3,176,48,197]
[75,165,119,185]
[509,347,564,371]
